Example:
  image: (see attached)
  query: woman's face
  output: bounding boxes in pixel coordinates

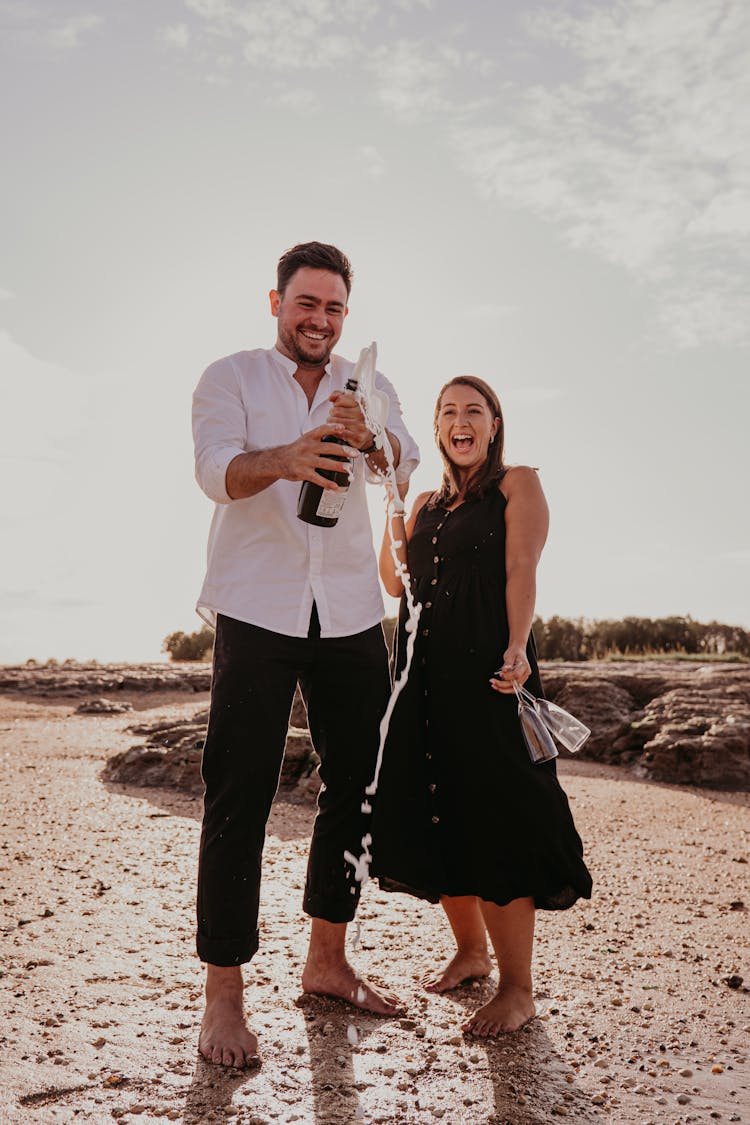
[436,383,499,479]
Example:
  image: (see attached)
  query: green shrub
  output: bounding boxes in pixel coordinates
[162,626,214,662]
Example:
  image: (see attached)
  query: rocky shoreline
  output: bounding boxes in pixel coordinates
[2,658,748,793]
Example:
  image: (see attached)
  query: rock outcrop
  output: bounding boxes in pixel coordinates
[542,662,750,789]
[3,658,748,793]
[0,661,211,696]
[102,690,318,801]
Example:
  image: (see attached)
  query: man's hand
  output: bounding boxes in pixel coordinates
[280,424,357,488]
[327,391,374,451]
[225,424,357,500]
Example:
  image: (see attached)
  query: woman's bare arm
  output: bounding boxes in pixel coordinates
[379,489,432,597]
[492,468,549,692]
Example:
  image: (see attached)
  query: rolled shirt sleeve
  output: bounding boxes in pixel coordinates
[192,357,248,504]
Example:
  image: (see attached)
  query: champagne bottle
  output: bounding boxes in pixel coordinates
[297,375,359,528]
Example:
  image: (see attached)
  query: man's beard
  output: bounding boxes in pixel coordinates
[278,325,332,368]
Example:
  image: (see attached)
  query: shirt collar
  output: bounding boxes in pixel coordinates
[271,346,333,379]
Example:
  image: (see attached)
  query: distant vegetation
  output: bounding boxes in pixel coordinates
[531,615,750,662]
[162,626,215,662]
[163,614,749,663]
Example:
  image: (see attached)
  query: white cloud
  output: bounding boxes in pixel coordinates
[159,23,190,50]
[183,0,378,69]
[370,38,452,120]
[453,0,750,348]
[688,190,750,239]
[50,13,103,49]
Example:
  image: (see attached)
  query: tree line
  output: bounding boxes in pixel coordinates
[163,614,750,663]
[531,614,750,661]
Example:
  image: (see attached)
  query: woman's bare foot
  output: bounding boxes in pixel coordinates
[301,961,405,1015]
[422,949,493,993]
[198,965,260,1068]
[462,983,536,1037]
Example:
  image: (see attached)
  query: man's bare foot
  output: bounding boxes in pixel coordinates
[301,961,405,1015]
[462,983,536,1037]
[199,965,260,1068]
[421,949,493,993]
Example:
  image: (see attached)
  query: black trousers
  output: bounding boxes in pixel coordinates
[196,610,391,967]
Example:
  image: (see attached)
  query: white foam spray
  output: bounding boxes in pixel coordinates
[343,342,423,901]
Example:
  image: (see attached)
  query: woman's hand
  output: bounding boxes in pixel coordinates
[489,644,531,694]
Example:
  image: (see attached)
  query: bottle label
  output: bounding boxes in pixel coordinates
[316,486,348,519]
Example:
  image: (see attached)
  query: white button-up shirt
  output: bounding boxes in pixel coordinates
[193,346,419,638]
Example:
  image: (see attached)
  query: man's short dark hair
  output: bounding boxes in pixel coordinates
[276,242,353,297]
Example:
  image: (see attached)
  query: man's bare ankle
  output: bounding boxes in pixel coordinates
[205,964,244,999]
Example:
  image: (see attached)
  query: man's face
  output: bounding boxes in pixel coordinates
[270,267,349,369]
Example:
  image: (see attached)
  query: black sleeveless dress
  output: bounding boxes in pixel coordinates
[371,488,592,910]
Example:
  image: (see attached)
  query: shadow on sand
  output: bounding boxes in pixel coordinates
[439,978,605,1125]
[181,1054,262,1124]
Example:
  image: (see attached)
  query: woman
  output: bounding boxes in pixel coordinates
[372,376,592,1037]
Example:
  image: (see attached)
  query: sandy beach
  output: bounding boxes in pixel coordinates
[0,685,748,1125]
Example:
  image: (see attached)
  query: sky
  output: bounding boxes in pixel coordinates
[1,0,749,663]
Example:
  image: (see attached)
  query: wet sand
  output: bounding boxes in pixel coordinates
[0,692,747,1124]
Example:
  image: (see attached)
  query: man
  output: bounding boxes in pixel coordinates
[192,241,419,1068]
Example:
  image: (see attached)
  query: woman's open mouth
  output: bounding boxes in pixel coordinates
[451,433,475,452]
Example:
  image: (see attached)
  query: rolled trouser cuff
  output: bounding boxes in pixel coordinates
[303,890,359,924]
[196,928,259,967]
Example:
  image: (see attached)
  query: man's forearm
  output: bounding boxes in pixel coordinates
[225,449,287,500]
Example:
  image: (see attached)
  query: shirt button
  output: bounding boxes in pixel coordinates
[428,783,436,793]
[430,578,438,586]
[425,752,432,760]
[431,536,438,544]
[433,555,439,564]
[425,601,432,609]
[431,815,440,824]
[422,628,429,637]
